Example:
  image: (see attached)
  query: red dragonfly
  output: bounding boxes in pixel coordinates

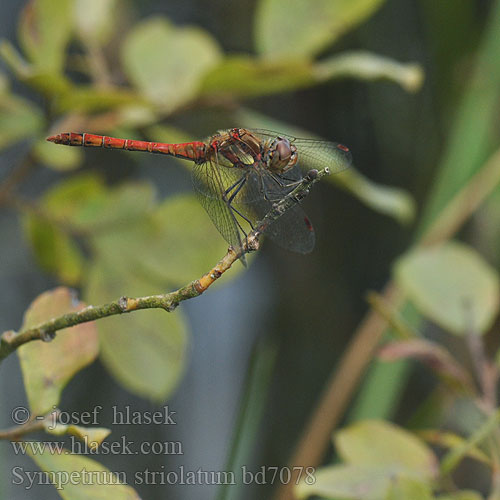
[47,128,352,261]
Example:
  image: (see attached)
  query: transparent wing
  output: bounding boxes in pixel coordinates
[248,128,352,174]
[191,160,246,263]
[243,168,315,254]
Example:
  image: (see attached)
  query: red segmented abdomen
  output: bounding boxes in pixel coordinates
[46,133,207,163]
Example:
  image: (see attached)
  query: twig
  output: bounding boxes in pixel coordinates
[366,291,416,340]
[0,411,58,441]
[0,169,328,363]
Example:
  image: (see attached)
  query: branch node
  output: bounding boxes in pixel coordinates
[118,296,129,311]
[164,302,178,312]
[40,329,56,342]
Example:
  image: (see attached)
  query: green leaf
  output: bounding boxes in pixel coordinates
[436,492,483,500]
[335,420,438,478]
[55,85,144,114]
[121,17,221,112]
[40,174,156,232]
[0,93,44,150]
[34,138,83,171]
[23,215,85,285]
[91,193,246,287]
[385,476,433,500]
[41,172,106,220]
[46,423,111,451]
[314,51,424,93]
[74,0,119,46]
[18,0,74,73]
[200,56,314,97]
[255,0,386,60]
[296,464,408,500]
[28,446,140,499]
[395,242,500,335]
[84,259,188,401]
[17,287,99,415]
[75,181,156,231]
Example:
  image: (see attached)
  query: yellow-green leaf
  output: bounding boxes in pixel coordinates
[34,138,83,171]
[335,420,438,478]
[436,492,484,500]
[18,288,99,415]
[395,241,500,335]
[121,17,221,112]
[74,0,119,46]
[255,0,386,60]
[200,56,314,98]
[28,446,140,499]
[296,464,403,500]
[18,0,73,73]
[84,259,188,402]
[45,423,111,451]
[23,216,85,285]
[0,93,43,150]
[385,476,433,500]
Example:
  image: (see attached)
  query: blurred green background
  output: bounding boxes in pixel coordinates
[2,0,500,499]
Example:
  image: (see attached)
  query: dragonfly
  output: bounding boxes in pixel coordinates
[47,128,352,263]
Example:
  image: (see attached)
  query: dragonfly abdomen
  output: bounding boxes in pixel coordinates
[46,133,207,162]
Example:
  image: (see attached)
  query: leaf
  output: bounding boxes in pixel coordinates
[200,56,314,98]
[91,193,246,287]
[314,51,424,93]
[0,93,44,150]
[22,215,85,285]
[55,85,144,114]
[18,0,74,73]
[395,242,500,335]
[17,288,99,415]
[38,174,156,232]
[84,258,188,401]
[335,420,438,478]
[74,0,119,46]
[46,423,111,451]
[296,464,408,500]
[384,476,433,500]
[436,492,484,500]
[28,446,140,499]
[121,17,221,112]
[34,138,83,171]
[255,0,386,60]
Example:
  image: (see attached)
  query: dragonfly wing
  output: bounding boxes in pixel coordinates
[243,170,315,254]
[292,138,352,174]
[191,160,247,264]
[265,204,315,254]
[247,129,352,174]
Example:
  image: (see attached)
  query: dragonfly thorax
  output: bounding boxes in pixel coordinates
[265,137,298,173]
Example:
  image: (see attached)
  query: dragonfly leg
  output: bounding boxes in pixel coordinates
[230,205,254,231]
[227,176,247,204]
[224,176,246,198]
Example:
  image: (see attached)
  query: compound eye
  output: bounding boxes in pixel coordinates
[275,139,292,161]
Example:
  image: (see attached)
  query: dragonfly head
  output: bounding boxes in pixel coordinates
[268,137,298,173]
